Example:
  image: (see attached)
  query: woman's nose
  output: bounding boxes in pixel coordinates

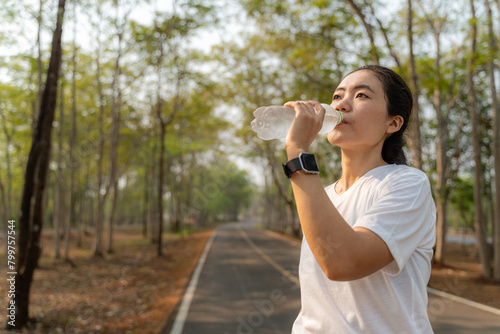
[334,98,350,112]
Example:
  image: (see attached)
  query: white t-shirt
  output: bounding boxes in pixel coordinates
[292,164,436,334]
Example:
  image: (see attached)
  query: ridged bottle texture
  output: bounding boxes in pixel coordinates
[251,103,342,140]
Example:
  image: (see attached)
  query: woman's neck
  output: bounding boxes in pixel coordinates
[336,149,388,195]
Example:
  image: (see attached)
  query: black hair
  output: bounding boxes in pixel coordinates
[349,65,413,165]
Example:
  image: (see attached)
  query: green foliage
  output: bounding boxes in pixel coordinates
[202,162,254,221]
[449,177,475,229]
[0,0,499,240]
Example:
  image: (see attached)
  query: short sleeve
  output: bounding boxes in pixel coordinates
[352,168,436,275]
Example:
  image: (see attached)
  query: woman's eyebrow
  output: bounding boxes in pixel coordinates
[355,84,375,93]
[334,84,375,94]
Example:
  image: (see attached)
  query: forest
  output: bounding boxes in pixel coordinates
[0,0,499,330]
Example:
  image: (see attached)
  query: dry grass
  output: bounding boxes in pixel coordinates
[0,226,212,333]
[429,242,500,309]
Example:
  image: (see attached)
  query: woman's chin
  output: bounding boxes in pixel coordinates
[327,132,342,146]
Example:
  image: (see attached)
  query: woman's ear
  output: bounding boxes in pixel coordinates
[387,115,404,135]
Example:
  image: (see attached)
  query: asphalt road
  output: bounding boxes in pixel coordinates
[427,289,500,333]
[165,221,500,334]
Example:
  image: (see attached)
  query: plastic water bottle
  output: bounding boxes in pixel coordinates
[251,103,342,140]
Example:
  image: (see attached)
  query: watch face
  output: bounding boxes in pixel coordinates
[300,153,320,173]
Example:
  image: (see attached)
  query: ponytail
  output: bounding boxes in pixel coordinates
[382,134,407,165]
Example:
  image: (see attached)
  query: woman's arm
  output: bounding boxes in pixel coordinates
[287,170,393,281]
[284,101,393,281]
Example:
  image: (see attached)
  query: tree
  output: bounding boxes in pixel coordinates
[65,0,79,261]
[345,0,424,169]
[467,0,491,278]
[484,0,500,281]
[0,1,24,253]
[53,74,64,260]
[203,163,253,221]
[416,0,450,265]
[92,0,108,258]
[343,0,380,65]
[106,0,134,254]
[130,0,218,255]
[9,0,67,328]
[152,8,185,256]
[0,107,13,250]
[406,0,423,170]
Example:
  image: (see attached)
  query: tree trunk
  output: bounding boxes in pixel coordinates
[0,176,7,253]
[432,31,448,265]
[8,0,66,328]
[153,8,185,253]
[484,0,500,280]
[154,8,167,256]
[495,0,500,281]
[416,0,452,266]
[365,0,402,70]
[265,143,299,237]
[66,0,78,262]
[406,0,423,170]
[93,4,107,257]
[142,158,150,237]
[0,109,13,223]
[107,4,124,254]
[33,0,44,130]
[344,0,380,64]
[108,180,118,254]
[54,77,65,259]
[150,138,158,245]
[467,0,491,279]
[0,107,12,254]
[157,117,166,256]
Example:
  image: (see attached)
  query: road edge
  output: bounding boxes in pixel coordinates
[427,287,500,316]
[162,229,218,334]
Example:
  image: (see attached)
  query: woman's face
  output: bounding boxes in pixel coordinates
[327,70,397,151]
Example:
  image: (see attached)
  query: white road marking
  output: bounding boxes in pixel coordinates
[170,230,218,334]
[427,287,500,316]
[238,226,300,288]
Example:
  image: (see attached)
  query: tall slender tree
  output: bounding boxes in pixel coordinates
[33,0,44,130]
[65,0,79,262]
[467,0,491,278]
[0,108,13,239]
[416,0,449,264]
[406,0,423,170]
[53,74,65,259]
[485,0,500,280]
[9,0,67,328]
[107,0,132,254]
[93,1,106,257]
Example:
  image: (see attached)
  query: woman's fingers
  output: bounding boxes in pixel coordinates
[284,100,326,153]
[284,101,321,115]
[309,101,326,118]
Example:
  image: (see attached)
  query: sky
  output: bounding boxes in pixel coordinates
[0,0,480,186]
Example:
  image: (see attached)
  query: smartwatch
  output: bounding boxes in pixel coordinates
[282,152,320,178]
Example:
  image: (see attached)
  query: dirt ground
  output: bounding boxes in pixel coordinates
[0,227,213,333]
[428,242,500,310]
[0,226,499,333]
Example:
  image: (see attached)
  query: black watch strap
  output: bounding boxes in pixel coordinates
[282,157,303,178]
[282,153,320,178]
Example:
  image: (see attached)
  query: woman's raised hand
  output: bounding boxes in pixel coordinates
[283,100,326,159]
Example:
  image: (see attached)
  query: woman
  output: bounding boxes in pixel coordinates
[283,65,436,333]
